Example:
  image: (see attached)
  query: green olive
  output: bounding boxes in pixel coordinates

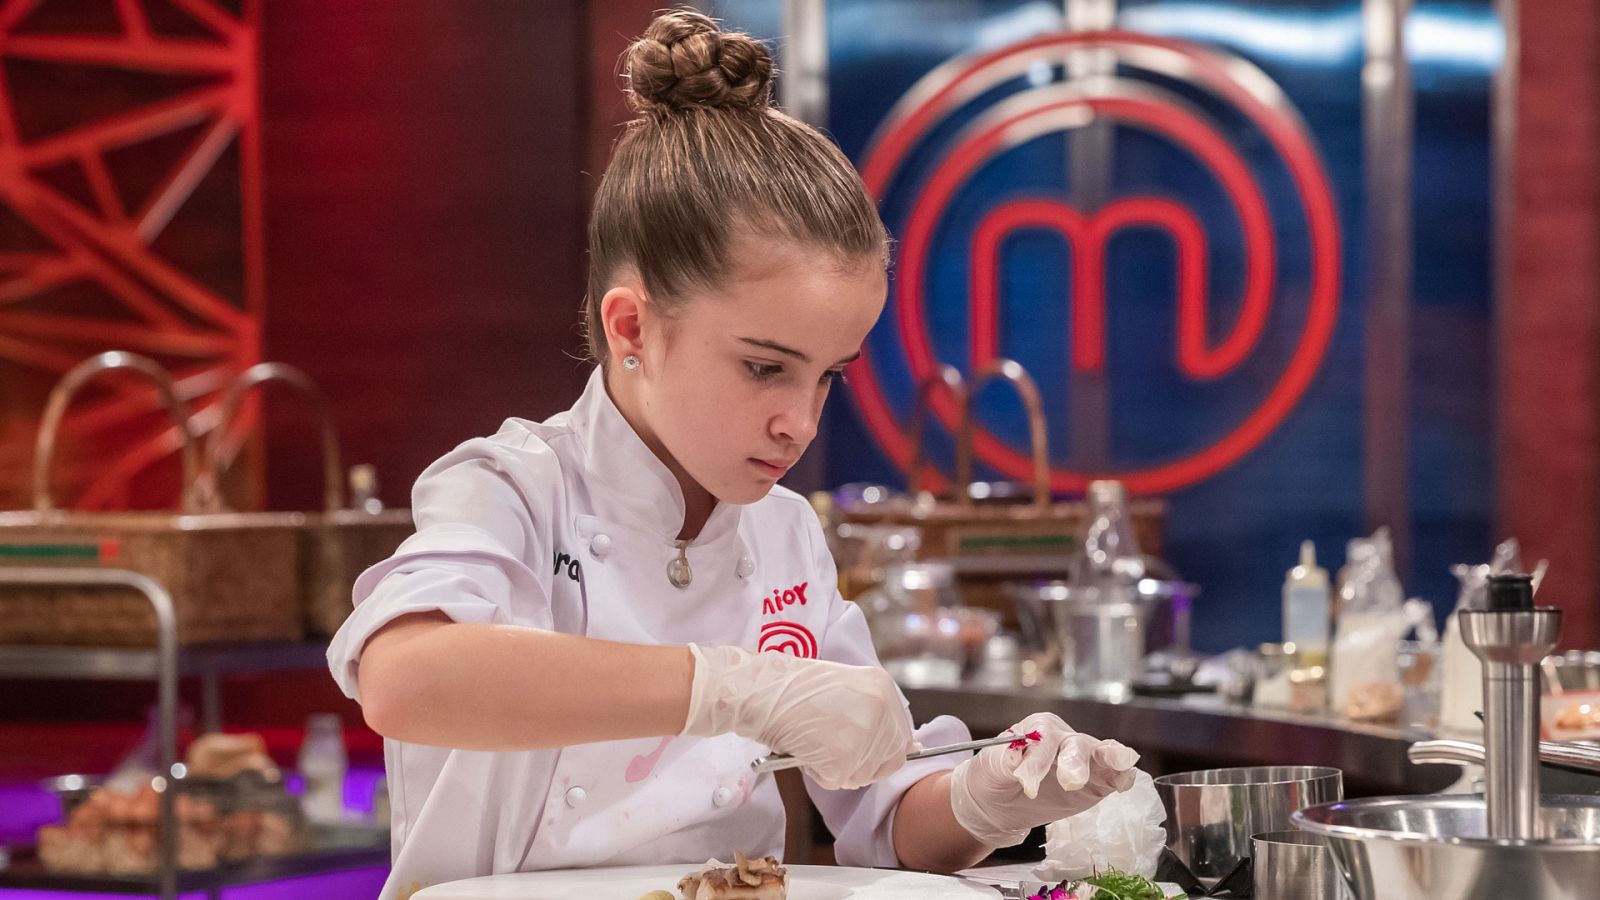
[638,891,675,900]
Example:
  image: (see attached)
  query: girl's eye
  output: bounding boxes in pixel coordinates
[821,369,849,386]
[745,361,783,381]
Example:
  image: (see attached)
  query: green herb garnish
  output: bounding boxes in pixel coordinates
[1072,870,1168,900]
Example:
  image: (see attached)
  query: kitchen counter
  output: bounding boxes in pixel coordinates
[902,683,1460,797]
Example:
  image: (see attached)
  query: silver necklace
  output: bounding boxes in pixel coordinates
[667,540,692,588]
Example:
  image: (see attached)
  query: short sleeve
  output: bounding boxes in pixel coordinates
[797,513,973,867]
[326,434,559,701]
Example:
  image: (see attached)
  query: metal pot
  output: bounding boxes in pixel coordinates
[1294,794,1600,900]
[1006,578,1198,698]
[1154,766,1343,888]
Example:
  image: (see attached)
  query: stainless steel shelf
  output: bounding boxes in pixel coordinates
[0,568,357,900]
[0,823,390,895]
[0,640,331,681]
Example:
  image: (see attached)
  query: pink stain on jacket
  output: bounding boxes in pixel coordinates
[626,736,673,783]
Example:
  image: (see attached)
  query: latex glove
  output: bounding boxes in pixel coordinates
[681,643,914,791]
[949,712,1140,848]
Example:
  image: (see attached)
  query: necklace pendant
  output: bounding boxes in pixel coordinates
[667,556,692,588]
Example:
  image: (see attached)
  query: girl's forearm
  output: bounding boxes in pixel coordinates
[892,770,992,872]
[356,612,695,751]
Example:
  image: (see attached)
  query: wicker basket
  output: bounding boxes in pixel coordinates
[200,363,414,639]
[299,508,413,638]
[838,495,1165,560]
[0,511,302,647]
[0,352,302,647]
[840,358,1168,626]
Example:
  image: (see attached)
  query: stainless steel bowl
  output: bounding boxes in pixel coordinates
[1154,766,1343,887]
[1252,830,1348,900]
[1006,578,1199,690]
[1545,651,1600,693]
[1294,794,1600,900]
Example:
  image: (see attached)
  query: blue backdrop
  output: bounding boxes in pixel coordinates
[712,0,1497,653]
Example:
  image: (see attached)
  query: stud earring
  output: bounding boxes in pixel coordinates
[622,355,641,372]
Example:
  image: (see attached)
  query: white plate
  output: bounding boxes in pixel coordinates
[411,863,1000,899]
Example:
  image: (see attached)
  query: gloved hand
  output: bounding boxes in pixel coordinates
[681,643,914,791]
[949,712,1140,848]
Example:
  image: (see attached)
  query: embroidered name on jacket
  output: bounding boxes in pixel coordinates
[761,582,808,615]
[553,551,581,583]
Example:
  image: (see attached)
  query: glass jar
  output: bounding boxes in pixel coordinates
[1254,642,1295,710]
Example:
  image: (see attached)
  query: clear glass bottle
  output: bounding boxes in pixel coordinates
[298,713,348,824]
[1077,480,1145,588]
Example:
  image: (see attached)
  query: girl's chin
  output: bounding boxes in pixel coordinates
[711,475,778,506]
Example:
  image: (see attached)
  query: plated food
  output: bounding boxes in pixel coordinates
[1555,700,1600,732]
[417,862,998,899]
[674,851,787,900]
[35,731,301,875]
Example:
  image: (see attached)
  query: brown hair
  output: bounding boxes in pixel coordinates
[583,9,890,365]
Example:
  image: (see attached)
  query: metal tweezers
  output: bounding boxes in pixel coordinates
[750,733,1017,775]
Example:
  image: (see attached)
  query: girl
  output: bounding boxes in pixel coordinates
[328,11,1139,898]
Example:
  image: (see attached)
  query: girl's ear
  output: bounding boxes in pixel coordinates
[600,284,647,367]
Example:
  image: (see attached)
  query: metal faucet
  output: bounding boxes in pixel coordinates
[1458,573,1562,839]
[197,362,343,512]
[1409,738,1600,776]
[902,358,1052,513]
[33,351,200,514]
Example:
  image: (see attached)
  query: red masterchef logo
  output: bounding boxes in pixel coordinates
[758,621,818,659]
[848,30,1342,494]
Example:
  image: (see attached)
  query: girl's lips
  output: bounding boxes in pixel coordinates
[750,458,791,477]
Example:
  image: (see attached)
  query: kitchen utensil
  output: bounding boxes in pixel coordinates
[1154,765,1342,889]
[1252,830,1347,899]
[751,733,1016,775]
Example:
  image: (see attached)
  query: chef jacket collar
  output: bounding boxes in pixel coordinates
[568,366,742,546]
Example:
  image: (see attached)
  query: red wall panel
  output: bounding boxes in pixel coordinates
[258,0,589,512]
[1500,0,1600,648]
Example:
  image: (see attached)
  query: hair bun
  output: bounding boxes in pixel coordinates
[625,10,774,114]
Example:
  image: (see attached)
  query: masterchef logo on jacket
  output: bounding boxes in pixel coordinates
[761,582,809,615]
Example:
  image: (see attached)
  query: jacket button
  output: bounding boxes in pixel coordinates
[735,556,754,579]
[564,786,587,809]
[712,786,734,807]
[589,534,612,559]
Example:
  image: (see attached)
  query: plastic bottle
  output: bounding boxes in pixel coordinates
[1438,565,1489,735]
[1282,541,1332,663]
[298,713,348,824]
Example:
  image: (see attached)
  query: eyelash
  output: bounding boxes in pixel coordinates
[744,361,849,386]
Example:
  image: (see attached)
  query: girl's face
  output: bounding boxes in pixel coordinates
[633,236,886,506]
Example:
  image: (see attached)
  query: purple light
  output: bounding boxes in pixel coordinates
[0,867,389,900]
[342,765,384,816]
[0,783,59,845]
[280,765,384,816]
[0,773,391,898]
[0,883,212,890]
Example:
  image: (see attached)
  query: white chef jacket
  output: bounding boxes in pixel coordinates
[327,368,972,899]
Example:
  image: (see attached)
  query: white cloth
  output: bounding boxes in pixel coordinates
[1035,769,1167,881]
[327,368,969,900]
